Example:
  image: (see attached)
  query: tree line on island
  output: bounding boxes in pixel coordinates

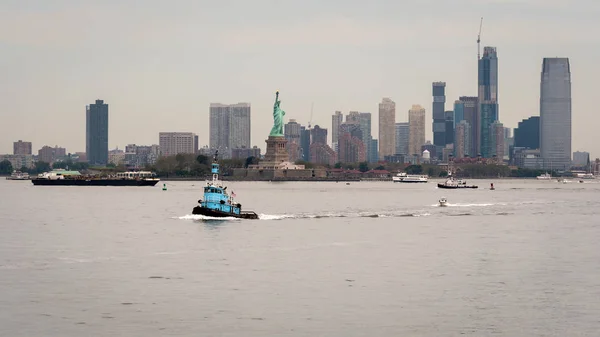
[137,155,562,179]
[0,155,558,179]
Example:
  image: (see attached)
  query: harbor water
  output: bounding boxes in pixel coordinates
[1,179,599,336]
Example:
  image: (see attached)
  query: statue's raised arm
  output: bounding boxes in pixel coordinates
[269,91,286,137]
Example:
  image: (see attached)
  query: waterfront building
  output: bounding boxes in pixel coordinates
[86,99,109,165]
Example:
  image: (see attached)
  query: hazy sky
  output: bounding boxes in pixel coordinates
[1,0,599,157]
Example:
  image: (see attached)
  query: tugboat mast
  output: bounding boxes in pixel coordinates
[211,150,219,184]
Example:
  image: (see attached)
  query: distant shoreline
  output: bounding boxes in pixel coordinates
[159,176,545,182]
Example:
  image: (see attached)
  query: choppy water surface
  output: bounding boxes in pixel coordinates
[1,179,600,336]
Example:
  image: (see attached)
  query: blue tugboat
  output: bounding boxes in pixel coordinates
[192,151,259,219]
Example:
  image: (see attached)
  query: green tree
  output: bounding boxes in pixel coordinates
[405,165,423,174]
[155,156,178,175]
[427,167,435,177]
[334,162,342,169]
[359,161,369,172]
[439,170,448,177]
[375,165,386,170]
[196,155,210,165]
[33,161,51,174]
[244,156,259,168]
[0,160,13,175]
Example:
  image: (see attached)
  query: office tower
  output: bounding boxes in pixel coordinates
[444,110,454,145]
[347,111,373,162]
[491,121,504,160]
[158,132,197,156]
[284,119,301,143]
[209,103,251,150]
[478,47,499,103]
[369,139,378,163]
[480,103,499,158]
[514,116,540,149]
[86,99,109,165]
[311,125,328,145]
[378,98,396,160]
[359,113,373,161]
[209,104,230,150]
[503,127,513,160]
[408,104,426,156]
[457,96,479,156]
[453,101,464,127]
[338,122,365,163]
[572,151,590,167]
[285,119,302,162]
[454,120,471,158]
[395,122,409,155]
[299,126,311,161]
[478,47,499,158]
[331,111,343,151]
[432,82,446,153]
[540,57,571,170]
[13,140,32,155]
[228,103,251,149]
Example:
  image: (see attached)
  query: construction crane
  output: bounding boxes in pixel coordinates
[477,17,484,60]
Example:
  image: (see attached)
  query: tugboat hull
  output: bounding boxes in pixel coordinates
[192,206,259,219]
[31,179,159,186]
[437,184,478,189]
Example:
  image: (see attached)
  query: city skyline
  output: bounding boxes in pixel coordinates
[1,1,599,157]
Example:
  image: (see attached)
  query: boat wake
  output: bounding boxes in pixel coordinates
[431,202,498,207]
[178,214,242,221]
[177,211,431,221]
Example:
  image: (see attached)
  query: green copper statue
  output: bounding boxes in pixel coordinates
[269,91,286,137]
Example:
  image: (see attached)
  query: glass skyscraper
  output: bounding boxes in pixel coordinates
[540,58,571,170]
[480,103,498,158]
[432,82,446,157]
[514,116,540,150]
[478,47,499,157]
[86,99,109,165]
[456,96,478,157]
[395,122,409,155]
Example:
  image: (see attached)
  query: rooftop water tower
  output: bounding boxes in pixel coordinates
[422,149,431,163]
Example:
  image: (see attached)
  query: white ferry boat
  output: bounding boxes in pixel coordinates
[5,170,30,180]
[393,172,428,183]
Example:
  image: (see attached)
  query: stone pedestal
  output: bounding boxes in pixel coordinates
[263,136,289,165]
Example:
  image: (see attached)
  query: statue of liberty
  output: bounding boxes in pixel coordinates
[269,91,285,137]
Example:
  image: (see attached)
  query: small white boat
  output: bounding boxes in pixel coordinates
[439,197,448,207]
[537,172,552,180]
